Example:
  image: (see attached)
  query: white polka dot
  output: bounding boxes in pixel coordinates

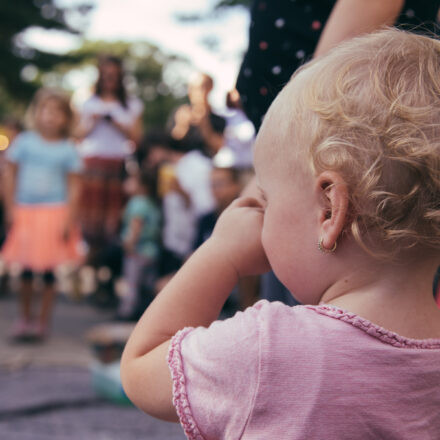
[275,18,285,28]
[296,50,305,59]
[244,68,252,77]
[405,9,415,18]
[271,65,282,75]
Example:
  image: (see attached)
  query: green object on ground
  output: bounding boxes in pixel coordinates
[90,360,132,405]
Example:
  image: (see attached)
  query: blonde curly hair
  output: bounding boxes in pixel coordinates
[280,28,440,258]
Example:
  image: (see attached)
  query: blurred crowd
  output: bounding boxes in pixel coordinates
[0,55,256,339]
[3,1,440,342]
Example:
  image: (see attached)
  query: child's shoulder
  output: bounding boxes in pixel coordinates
[136,195,159,211]
[13,130,37,144]
[248,300,342,337]
[184,300,330,350]
[126,195,159,216]
[190,300,389,355]
[15,131,74,149]
[7,131,40,154]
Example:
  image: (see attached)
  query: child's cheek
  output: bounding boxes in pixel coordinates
[261,213,291,288]
[261,217,276,267]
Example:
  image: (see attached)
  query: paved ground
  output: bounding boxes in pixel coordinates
[0,292,186,440]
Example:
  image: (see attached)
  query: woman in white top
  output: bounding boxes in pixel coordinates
[76,56,143,251]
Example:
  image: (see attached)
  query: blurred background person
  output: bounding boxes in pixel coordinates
[237,0,440,132]
[193,166,242,249]
[153,72,228,292]
[214,89,255,171]
[117,170,161,320]
[170,72,226,220]
[76,55,143,268]
[2,88,82,341]
[171,72,226,159]
[145,135,195,293]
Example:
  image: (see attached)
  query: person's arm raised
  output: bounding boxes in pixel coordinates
[120,197,270,421]
[314,0,404,58]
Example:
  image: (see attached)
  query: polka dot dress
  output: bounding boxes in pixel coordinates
[237,0,440,132]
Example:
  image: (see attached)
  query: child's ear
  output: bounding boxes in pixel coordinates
[315,171,348,250]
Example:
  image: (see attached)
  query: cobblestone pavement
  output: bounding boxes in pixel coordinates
[0,293,186,440]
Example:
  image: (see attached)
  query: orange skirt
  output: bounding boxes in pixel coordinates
[1,204,83,272]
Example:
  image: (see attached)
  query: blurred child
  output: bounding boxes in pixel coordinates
[147,134,194,279]
[118,171,161,319]
[215,89,255,170]
[121,30,440,438]
[193,166,242,249]
[2,89,82,341]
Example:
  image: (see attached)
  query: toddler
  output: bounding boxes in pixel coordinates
[193,166,242,249]
[118,171,161,319]
[121,29,440,439]
[2,89,82,340]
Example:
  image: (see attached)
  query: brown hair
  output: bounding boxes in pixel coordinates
[95,55,127,107]
[27,88,74,137]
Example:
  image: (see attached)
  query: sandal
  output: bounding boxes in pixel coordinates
[31,322,49,341]
[9,319,33,341]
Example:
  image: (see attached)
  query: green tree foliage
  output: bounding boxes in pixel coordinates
[0,2,189,129]
[0,0,93,117]
[175,0,250,22]
[215,0,251,9]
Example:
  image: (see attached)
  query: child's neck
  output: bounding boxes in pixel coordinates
[322,257,440,339]
[38,130,63,142]
[100,92,118,102]
[135,189,148,197]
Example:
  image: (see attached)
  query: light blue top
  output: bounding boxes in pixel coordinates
[7,131,82,205]
[121,195,161,259]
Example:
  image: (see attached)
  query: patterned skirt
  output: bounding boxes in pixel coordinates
[80,157,126,245]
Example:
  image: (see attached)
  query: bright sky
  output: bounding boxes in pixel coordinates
[27,0,250,108]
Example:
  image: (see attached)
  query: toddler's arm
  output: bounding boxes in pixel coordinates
[120,197,269,421]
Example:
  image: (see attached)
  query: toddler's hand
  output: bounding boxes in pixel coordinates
[208,197,270,278]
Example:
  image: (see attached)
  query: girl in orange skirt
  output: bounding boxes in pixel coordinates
[2,88,82,340]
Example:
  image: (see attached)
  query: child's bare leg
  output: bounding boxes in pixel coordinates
[38,271,57,332]
[19,269,34,322]
[10,269,34,339]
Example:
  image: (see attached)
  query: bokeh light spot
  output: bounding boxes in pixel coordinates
[0,134,10,151]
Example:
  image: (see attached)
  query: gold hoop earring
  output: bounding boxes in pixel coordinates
[318,237,337,253]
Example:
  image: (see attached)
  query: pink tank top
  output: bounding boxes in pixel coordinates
[168,300,440,439]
